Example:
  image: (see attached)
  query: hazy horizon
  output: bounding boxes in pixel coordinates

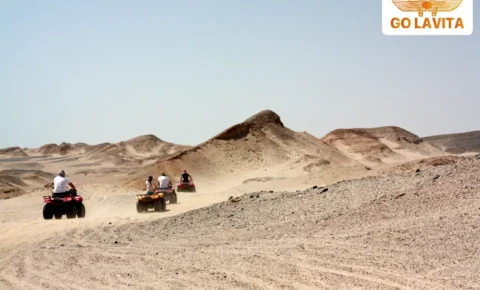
[2,107,480,149]
[1,0,479,149]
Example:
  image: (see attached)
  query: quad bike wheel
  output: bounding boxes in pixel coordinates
[66,205,77,219]
[77,204,86,218]
[170,192,177,204]
[161,199,166,211]
[154,198,166,212]
[136,201,147,213]
[54,213,62,219]
[43,204,54,220]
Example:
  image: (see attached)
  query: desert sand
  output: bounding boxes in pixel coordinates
[1,110,479,289]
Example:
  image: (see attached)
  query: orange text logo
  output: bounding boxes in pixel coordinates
[382,0,473,35]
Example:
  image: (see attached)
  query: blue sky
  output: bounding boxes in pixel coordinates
[1,0,478,148]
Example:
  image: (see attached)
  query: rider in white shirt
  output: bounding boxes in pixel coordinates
[157,173,170,189]
[53,170,77,196]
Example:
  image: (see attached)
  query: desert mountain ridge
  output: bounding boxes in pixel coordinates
[0,134,191,197]
[320,126,447,166]
[0,146,29,158]
[1,111,474,163]
[1,109,472,195]
[0,134,191,164]
[423,130,480,154]
[121,110,448,189]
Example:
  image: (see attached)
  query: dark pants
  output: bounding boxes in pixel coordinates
[52,188,76,197]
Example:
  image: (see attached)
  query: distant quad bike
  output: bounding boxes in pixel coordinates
[136,191,166,213]
[176,181,196,193]
[43,189,86,220]
[156,186,177,204]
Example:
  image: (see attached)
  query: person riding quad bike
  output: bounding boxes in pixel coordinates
[52,170,77,197]
[143,176,155,195]
[158,172,170,190]
[176,170,195,192]
[180,170,192,184]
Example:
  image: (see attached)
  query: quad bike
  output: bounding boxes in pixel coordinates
[136,191,166,213]
[43,189,86,220]
[155,186,177,204]
[176,181,196,192]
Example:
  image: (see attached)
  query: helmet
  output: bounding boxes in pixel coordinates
[59,170,65,177]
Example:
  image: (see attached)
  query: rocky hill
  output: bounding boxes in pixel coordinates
[123,110,360,188]
[423,130,480,154]
[320,126,447,166]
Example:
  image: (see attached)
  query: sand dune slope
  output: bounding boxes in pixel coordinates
[1,156,479,289]
[321,126,447,166]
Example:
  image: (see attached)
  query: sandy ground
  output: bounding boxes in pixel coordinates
[0,156,479,289]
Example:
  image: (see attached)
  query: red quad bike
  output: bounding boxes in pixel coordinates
[42,189,86,220]
[176,181,196,193]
